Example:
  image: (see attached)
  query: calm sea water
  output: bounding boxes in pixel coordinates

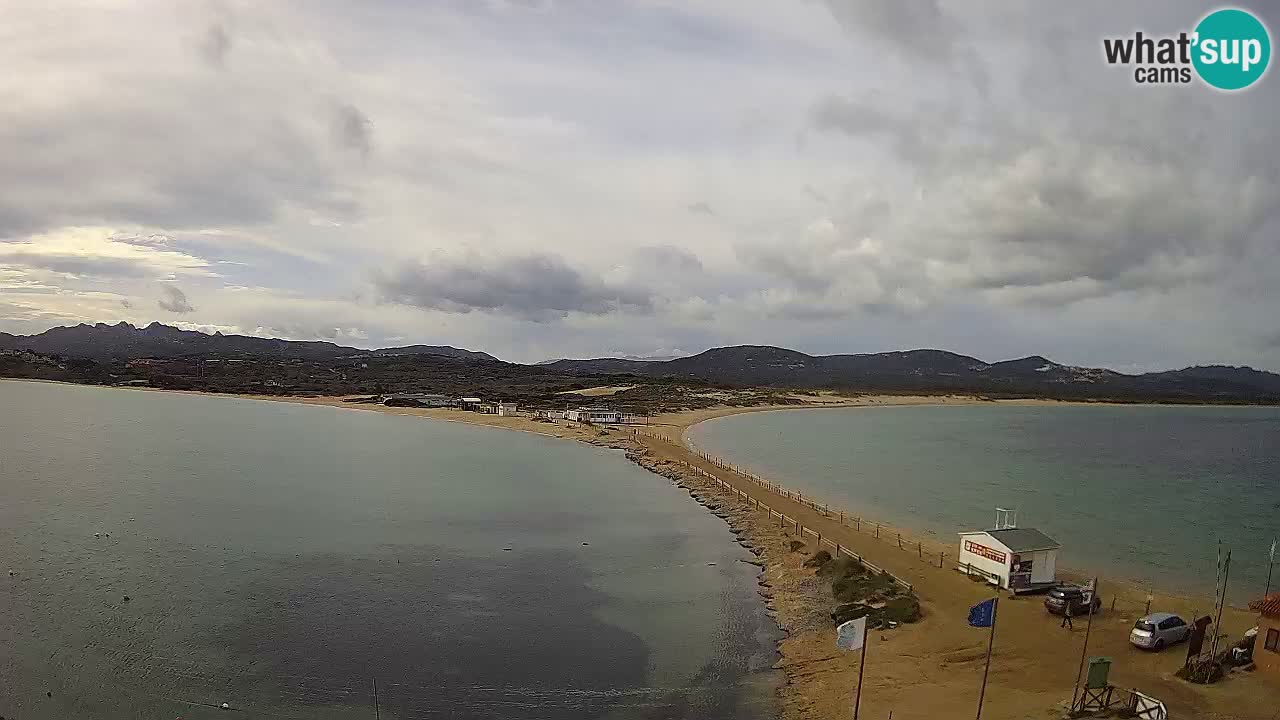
[688,404,1280,600]
[1,380,779,720]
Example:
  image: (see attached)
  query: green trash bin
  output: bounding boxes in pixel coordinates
[1085,656,1112,689]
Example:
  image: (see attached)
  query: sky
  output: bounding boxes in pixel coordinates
[1,1,1277,370]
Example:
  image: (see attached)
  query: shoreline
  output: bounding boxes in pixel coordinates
[6,379,1273,718]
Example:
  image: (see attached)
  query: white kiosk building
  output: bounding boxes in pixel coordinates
[957,509,1061,594]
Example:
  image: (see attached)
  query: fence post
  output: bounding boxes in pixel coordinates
[839,511,844,525]
[918,541,923,559]
[856,518,861,532]
[940,552,945,569]
[897,533,902,549]
[876,524,880,539]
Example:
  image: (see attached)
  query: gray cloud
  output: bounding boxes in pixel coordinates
[199,23,231,67]
[633,245,703,273]
[687,201,715,216]
[158,285,194,314]
[333,104,373,156]
[374,254,653,321]
[1,251,152,278]
[820,0,955,62]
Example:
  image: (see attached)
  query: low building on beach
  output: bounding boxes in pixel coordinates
[497,403,518,417]
[565,407,623,424]
[1249,593,1280,678]
[456,397,483,410]
[957,526,1061,593]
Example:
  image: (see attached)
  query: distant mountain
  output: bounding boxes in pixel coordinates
[0,322,492,362]
[4,324,1278,403]
[369,345,498,362]
[546,345,1280,402]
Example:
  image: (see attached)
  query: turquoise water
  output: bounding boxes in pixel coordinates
[0,380,779,719]
[688,404,1280,600]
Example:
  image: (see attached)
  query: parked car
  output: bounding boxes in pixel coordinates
[1130,613,1192,650]
[1044,585,1102,616]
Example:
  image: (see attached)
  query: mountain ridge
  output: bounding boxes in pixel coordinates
[3,324,1278,403]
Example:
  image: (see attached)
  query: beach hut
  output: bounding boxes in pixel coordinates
[1248,593,1280,678]
[497,403,518,417]
[958,512,1060,593]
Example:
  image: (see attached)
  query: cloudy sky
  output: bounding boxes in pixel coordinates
[2,1,1277,370]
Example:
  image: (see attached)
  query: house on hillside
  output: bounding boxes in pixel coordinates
[957,526,1061,593]
[1249,594,1280,678]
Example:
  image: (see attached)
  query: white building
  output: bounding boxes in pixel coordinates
[957,527,1060,593]
[565,407,623,424]
[497,403,518,417]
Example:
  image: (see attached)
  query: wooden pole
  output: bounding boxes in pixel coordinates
[1265,538,1275,598]
[1070,578,1099,712]
[1209,553,1231,662]
[373,677,381,720]
[975,597,999,720]
[853,626,868,720]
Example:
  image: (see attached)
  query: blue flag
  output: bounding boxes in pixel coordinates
[968,598,996,627]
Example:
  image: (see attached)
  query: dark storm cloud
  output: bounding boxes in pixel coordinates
[157,285,195,314]
[374,254,653,321]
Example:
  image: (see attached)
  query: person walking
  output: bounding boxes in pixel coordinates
[1061,602,1074,630]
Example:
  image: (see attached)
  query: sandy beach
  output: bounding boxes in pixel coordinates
[60,384,1277,718]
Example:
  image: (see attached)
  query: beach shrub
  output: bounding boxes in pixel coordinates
[831,602,872,625]
[816,555,863,579]
[788,540,807,552]
[803,550,832,568]
[881,596,922,623]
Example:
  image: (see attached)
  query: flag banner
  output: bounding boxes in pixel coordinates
[836,616,867,651]
[969,598,997,628]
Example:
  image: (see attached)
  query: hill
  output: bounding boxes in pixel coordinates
[2,324,1277,404]
[547,345,1280,403]
[0,322,493,362]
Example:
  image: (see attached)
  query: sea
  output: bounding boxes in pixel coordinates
[688,403,1280,601]
[0,380,780,720]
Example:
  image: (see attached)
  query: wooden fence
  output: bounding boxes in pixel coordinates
[633,428,918,593]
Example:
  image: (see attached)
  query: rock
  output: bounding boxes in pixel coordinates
[221,702,231,709]
[123,595,131,602]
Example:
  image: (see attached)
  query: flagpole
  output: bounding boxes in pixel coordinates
[1070,578,1099,712]
[853,628,868,720]
[975,596,998,720]
[1265,538,1276,598]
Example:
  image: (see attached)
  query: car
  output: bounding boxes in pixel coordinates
[1044,585,1102,616]
[1130,613,1192,650]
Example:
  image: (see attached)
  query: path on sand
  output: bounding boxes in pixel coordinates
[632,422,1271,720]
